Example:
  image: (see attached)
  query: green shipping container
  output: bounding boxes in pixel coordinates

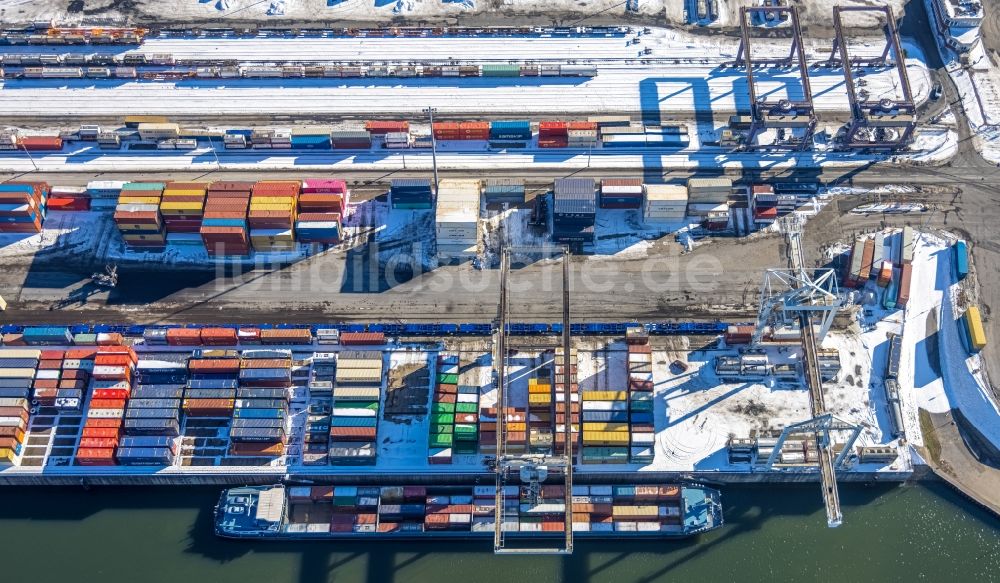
[437,374,459,384]
[482,64,520,77]
[453,443,478,454]
[432,402,456,414]
[430,423,454,434]
[430,433,454,448]
[74,333,97,345]
[455,403,477,414]
[430,413,454,425]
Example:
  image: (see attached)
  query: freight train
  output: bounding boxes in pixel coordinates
[0,61,598,80]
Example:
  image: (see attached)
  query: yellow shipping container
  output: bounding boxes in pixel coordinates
[506,422,526,432]
[249,203,295,211]
[162,189,207,197]
[0,448,16,464]
[528,384,552,394]
[965,306,987,351]
[611,505,660,518]
[582,422,629,433]
[582,431,629,445]
[528,393,552,405]
[160,201,204,211]
[117,196,161,205]
[582,391,628,401]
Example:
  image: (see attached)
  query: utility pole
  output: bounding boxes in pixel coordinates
[423,107,439,194]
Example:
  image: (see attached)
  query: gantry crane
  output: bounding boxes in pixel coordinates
[492,246,574,554]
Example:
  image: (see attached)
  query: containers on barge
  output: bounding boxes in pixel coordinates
[215,483,723,539]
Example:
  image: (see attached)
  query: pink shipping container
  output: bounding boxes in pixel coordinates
[340,332,386,345]
[301,179,348,194]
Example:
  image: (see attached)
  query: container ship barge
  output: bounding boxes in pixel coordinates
[214,483,723,540]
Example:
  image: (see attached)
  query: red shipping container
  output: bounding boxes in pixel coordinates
[340,332,385,346]
[32,379,59,390]
[365,120,409,134]
[89,398,127,410]
[538,138,568,148]
[75,447,117,465]
[19,136,63,151]
[94,354,133,366]
[59,379,88,390]
[37,359,62,370]
[47,196,91,211]
[567,121,598,131]
[84,418,123,428]
[166,328,202,345]
[92,388,129,400]
[329,427,377,440]
[208,181,256,192]
[40,349,65,359]
[79,437,119,449]
[189,358,240,372]
[82,427,120,439]
[96,332,125,346]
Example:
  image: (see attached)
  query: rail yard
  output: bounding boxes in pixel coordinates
[0,0,999,562]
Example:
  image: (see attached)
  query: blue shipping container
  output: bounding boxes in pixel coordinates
[954,240,969,280]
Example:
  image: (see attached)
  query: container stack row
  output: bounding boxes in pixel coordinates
[432,121,489,141]
[553,346,580,455]
[516,484,567,533]
[482,178,526,204]
[0,181,48,234]
[291,486,379,534]
[115,182,166,251]
[552,178,597,244]
[76,344,137,466]
[249,181,299,253]
[573,485,683,533]
[643,184,687,222]
[580,389,629,464]
[600,178,643,209]
[232,350,291,457]
[428,354,459,464]
[330,351,383,465]
[527,376,553,454]
[201,181,253,257]
[160,182,207,248]
[390,178,434,210]
[686,178,731,231]
[0,349,35,465]
[454,364,480,457]
[489,120,532,148]
[297,179,347,245]
[120,355,185,465]
[435,179,481,260]
[627,340,655,464]
[303,352,334,465]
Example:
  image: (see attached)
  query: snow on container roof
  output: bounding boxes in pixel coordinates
[554,178,595,196]
[644,184,688,201]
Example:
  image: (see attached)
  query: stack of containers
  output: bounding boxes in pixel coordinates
[48,185,91,211]
[454,361,479,457]
[34,349,64,410]
[552,178,597,243]
[260,329,313,345]
[432,122,489,141]
[0,181,48,234]
[57,347,95,411]
[232,349,291,456]
[323,486,379,534]
[489,120,531,147]
[115,182,165,250]
[330,351,383,465]
[160,182,207,247]
[519,484,567,533]
[24,348,56,411]
[119,354,185,464]
[365,121,409,138]
[249,181,299,252]
[483,407,527,454]
[553,346,580,456]
[201,181,253,257]
[528,376,553,454]
[184,350,239,419]
[610,485,682,532]
[290,127,332,150]
[627,339,655,464]
[297,178,347,245]
[538,121,569,148]
[686,177,731,231]
[751,184,778,227]
[643,184,688,223]
[77,345,137,466]
[424,489,475,532]
[567,121,599,148]
[376,486,427,533]
[331,127,372,150]
[482,178,525,204]
[435,179,481,259]
[580,389,629,464]
[428,354,458,464]
[390,178,434,210]
[0,350,35,465]
[472,485,500,533]
[600,178,643,209]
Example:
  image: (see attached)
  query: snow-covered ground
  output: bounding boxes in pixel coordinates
[0,0,907,28]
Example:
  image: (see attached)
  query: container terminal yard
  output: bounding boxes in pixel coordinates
[0,0,999,567]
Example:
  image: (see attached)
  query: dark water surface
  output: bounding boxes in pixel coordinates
[1,482,998,582]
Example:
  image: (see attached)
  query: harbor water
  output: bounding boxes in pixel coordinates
[1,481,998,582]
